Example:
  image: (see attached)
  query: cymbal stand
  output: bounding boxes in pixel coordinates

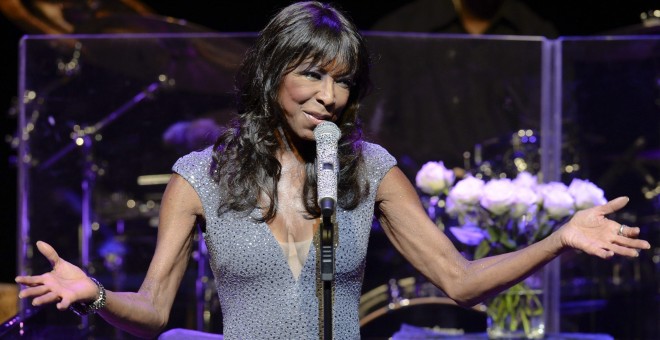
[38,80,167,171]
[35,78,168,331]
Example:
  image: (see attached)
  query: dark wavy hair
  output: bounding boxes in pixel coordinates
[211,1,372,221]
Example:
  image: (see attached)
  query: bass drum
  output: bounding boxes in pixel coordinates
[359,277,487,338]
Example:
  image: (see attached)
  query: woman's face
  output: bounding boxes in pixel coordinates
[277,61,352,142]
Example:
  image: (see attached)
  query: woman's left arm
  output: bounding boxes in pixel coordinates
[375,166,651,307]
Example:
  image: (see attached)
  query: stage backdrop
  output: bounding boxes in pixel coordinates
[13,32,659,339]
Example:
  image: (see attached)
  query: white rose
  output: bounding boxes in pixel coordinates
[568,178,607,210]
[448,176,484,206]
[513,171,538,188]
[480,178,515,216]
[511,183,539,218]
[415,161,455,195]
[445,195,462,216]
[538,182,575,219]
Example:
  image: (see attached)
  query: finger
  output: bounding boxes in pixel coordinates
[614,225,651,250]
[36,241,61,268]
[608,243,643,258]
[615,235,651,251]
[31,291,62,307]
[619,225,641,238]
[14,273,50,287]
[56,296,73,310]
[579,240,615,259]
[15,274,46,286]
[597,196,629,215]
[18,285,50,299]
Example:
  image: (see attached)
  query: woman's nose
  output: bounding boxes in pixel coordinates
[316,77,335,106]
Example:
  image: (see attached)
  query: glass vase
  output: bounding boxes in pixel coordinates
[486,273,545,339]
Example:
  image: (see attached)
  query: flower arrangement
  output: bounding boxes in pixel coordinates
[415,161,608,338]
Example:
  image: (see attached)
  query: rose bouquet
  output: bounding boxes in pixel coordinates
[444,172,607,260]
[415,162,608,338]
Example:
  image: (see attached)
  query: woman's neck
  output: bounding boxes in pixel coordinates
[276,126,315,164]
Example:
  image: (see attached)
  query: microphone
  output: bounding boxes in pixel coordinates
[314,121,341,217]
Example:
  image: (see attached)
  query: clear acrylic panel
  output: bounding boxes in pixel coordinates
[17,33,254,337]
[558,36,660,339]
[361,33,549,180]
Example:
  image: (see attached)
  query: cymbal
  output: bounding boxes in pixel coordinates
[72,13,249,95]
[74,13,214,34]
[0,0,157,34]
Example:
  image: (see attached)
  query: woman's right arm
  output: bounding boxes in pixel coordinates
[16,173,203,338]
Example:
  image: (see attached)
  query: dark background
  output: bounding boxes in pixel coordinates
[0,0,656,329]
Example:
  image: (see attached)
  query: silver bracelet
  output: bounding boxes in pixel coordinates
[69,276,107,316]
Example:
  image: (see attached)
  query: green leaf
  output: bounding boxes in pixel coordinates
[474,241,491,259]
[484,225,496,240]
[498,233,517,250]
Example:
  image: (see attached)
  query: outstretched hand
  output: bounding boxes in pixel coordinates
[558,197,651,258]
[15,241,99,310]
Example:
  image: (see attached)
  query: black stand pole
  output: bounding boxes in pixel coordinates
[320,212,334,340]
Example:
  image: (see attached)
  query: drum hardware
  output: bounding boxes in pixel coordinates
[600,137,660,216]
[98,233,127,273]
[467,129,542,180]
[137,173,171,186]
[359,276,486,335]
[9,43,84,164]
[36,79,167,171]
[56,41,83,77]
[192,228,218,332]
[162,118,223,156]
[637,148,660,205]
[95,191,162,224]
[467,129,582,180]
[642,180,660,202]
[21,78,168,331]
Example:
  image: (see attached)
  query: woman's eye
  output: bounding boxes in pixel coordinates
[302,71,322,79]
[336,79,353,88]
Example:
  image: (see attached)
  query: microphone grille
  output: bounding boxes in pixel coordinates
[313,121,341,141]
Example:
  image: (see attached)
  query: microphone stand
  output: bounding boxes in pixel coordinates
[314,121,340,339]
[320,207,335,340]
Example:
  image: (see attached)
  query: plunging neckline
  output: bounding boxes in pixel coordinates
[254,218,317,283]
[277,236,314,280]
[262,214,320,281]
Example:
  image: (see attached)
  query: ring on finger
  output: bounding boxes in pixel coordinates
[618,224,626,236]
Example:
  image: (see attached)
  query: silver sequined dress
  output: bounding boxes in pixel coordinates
[172,142,396,339]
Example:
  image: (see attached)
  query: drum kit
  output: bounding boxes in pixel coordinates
[458,128,583,181]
